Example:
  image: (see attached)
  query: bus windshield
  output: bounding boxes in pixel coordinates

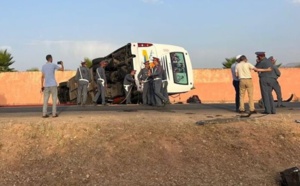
[170,52,188,85]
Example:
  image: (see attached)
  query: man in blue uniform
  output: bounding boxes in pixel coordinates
[149,57,168,106]
[75,60,91,106]
[93,60,107,106]
[138,61,151,105]
[255,52,275,114]
[123,70,136,104]
[269,56,285,108]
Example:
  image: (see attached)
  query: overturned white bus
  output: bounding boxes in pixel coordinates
[60,43,194,104]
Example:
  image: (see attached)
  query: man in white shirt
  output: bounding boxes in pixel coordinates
[41,54,64,118]
[235,55,271,114]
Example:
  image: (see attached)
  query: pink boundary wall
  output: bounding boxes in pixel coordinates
[0,69,299,106]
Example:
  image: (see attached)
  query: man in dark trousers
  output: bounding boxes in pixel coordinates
[138,61,151,105]
[255,52,275,114]
[149,57,168,106]
[231,55,242,112]
[123,70,136,104]
[93,60,107,106]
[269,56,285,108]
[75,60,91,106]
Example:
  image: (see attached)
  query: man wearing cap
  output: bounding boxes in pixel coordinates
[123,70,136,104]
[93,60,107,106]
[149,57,168,106]
[138,61,151,105]
[255,52,276,114]
[231,55,242,112]
[269,56,285,107]
[75,60,91,106]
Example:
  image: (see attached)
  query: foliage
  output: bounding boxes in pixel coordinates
[222,57,236,69]
[26,67,40,72]
[84,57,93,68]
[0,49,15,72]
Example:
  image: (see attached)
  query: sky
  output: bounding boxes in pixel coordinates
[0,0,300,71]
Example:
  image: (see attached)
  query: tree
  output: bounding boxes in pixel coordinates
[84,57,93,68]
[26,67,39,71]
[0,49,15,72]
[222,57,236,69]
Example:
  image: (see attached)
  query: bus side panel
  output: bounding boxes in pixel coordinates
[156,46,193,94]
[184,51,194,90]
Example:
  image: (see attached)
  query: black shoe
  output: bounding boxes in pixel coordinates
[42,115,49,118]
[261,111,270,114]
[250,110,257,114]
[77,102,81,106]
[277,105,286,108]
[52,114,58,118]
[239,110,246,114]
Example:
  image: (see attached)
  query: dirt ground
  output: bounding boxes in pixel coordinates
[0,110,300,186]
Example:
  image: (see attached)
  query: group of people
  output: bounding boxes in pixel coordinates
[41,54,171,118]
[231,52,284,115]
[136,57,170,106]
[75,56,170,107]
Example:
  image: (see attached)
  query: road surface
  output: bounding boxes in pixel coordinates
[0,102,299,117]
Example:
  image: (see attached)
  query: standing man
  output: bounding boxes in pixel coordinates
[269,56,285,108]
[149,57,168,106]
[75,60,91,106]
[255,52,276,114]
[235,55,269,114]
[231,55,242,112]
[124,70,136,104]
[138,61,151,105]
[93,60,107,106]
[41,54,64,118]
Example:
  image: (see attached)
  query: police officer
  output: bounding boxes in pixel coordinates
[138,61,151,105]
[269,56,285,108]
[123,70,136,104]
[93,60,107,106]
[161,68,170,103]
[255,52,275,114]
[75,60,91,106]
[149,57,168,106]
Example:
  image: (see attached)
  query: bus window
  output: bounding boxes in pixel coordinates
[170,52,188,85]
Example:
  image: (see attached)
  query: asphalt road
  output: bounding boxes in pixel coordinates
[0,102,299,117]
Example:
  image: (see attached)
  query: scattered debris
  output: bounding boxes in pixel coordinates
[187,95,201,104]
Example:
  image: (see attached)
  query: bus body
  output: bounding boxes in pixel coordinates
[130,43,194,94]
[77,42,193,103]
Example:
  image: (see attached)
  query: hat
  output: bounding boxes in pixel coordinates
[152,57,160,62]
[81,59,87,65]
[269,56,277,62]
[144,60,150,64]
[236,55,242,60]
[255,51,265,56]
